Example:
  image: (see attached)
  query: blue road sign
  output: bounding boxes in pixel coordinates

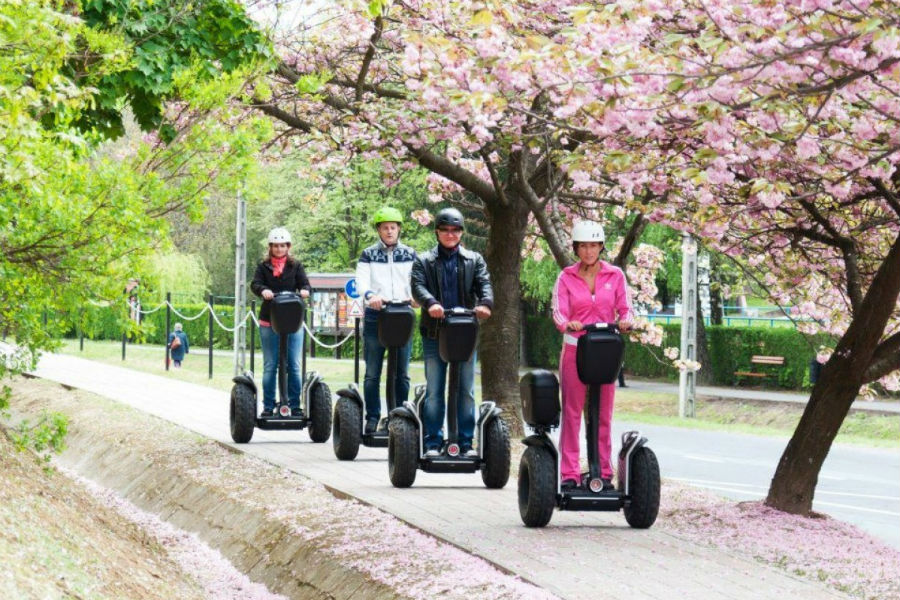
[345,278,359,299]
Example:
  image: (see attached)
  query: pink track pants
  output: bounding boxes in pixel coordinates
[559,343,616,480]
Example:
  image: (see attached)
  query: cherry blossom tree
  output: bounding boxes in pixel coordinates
[253,0,670,420]
[534,0,900,514]
[252,0,898,513]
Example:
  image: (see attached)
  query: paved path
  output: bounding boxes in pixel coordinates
[30,353,850,600]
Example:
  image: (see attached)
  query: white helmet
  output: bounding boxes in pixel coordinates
[267,227,292,245]
[571,221,605,243]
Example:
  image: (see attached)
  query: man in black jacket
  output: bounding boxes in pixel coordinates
[411,208,493,457]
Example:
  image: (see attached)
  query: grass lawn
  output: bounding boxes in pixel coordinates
[57,339,898,447]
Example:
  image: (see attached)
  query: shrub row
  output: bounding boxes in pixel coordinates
[523,316,827,390]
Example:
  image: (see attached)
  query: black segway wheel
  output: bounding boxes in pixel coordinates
[623,446,661,529]
[518,445,556,527]
[388,418,418,488]
[332,397,362,460]
[229,384,256,444]
[307,381,333,443]
[481,417,510,489]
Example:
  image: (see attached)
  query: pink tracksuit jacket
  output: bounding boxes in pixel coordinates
[551,261,633,481]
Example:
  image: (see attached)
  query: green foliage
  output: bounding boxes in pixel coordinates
[520,242,561,311]
[253,156,436,272]
[139,252,212,304]
[74,0,272,138]
[1,1,270,458]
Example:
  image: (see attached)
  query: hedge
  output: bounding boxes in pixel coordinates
[523,316,826,390]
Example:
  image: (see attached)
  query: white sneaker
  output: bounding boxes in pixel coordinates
[425,449,440,458]
[464,448,479,458]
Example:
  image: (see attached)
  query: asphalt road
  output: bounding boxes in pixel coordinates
[614,421,900,549]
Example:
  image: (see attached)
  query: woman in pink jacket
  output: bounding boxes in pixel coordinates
[551,221,633,491]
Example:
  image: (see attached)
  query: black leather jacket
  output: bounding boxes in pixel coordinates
[411,244,494,338]
[250,259,311,323]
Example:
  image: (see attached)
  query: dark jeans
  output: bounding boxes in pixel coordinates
[422,337,476,450]
[363,314,411,424]
[259,325,303,410]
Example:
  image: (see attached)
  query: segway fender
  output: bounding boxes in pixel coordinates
[336,384,363,408]
[232,374,257,395]
[522,433,558,459]
[617,430,648,496]
[389,405,417,422]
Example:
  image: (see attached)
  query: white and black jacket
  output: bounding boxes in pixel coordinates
[355,240,417,307]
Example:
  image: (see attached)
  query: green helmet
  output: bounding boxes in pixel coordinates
[372,206,404,228]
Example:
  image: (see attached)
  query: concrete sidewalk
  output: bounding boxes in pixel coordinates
[29,352,850,600]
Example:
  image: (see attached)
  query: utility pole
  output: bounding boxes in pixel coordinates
[679,233,697,418]
[233,191,248,376]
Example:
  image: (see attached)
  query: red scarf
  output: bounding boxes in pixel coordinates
[271,256,287,277]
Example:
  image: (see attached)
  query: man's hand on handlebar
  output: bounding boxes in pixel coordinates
[427,303,445,319]
[300,290,310,299]
[474,305,491,320]
[367,295,385,310]
[261,289,274,300]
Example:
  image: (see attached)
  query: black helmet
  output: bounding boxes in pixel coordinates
[435,207,465,230]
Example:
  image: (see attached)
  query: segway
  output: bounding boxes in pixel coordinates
[387,307,510,489]
[229,291,332,444]
[332,301,416,460]
[517,323,660,528]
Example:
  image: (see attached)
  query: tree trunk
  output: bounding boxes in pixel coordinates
[766,232,900,514]
[479,197,531,437]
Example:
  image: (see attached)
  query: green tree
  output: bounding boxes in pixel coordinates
[0,0,271,456]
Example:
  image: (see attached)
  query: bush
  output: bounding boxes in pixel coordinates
[522,314,828,390]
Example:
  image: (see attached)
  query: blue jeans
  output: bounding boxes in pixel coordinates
[259,325,303,410]
[363,314,411,424]
[422,337,476,450]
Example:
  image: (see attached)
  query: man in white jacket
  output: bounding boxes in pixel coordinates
[355,207,418,434]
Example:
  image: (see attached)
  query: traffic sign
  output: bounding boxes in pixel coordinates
[345,278,359,299]
[347,298,364,319]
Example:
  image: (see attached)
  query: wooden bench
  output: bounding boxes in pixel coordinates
[734,355,785,385]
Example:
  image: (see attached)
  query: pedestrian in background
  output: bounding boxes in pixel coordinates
[168,323,189,368]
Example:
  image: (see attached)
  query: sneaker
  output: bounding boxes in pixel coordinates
[376,418,389,433]
[260,409,274,418]
[425,448,441,458]
[463,448,478,458]
[364,420,378,434]
[291,408,304,418]
[602,478,615,491]
[561,478,579,491]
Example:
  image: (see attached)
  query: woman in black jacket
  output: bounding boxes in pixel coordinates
[250,227,311,417]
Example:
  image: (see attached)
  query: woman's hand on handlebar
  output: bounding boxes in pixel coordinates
[474,305,491,320]
[427,303,445,319]
[566,320,583,332]
[617,320,631,332]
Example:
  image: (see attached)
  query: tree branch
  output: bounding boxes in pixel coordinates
[404,143,497,204]
[516,154,572,268]
[613,212,648,268]
[253,103,314,133]
[355,16,384,102]
[864,331,900,384]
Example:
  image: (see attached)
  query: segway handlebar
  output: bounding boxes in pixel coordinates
[581,322,619,333]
